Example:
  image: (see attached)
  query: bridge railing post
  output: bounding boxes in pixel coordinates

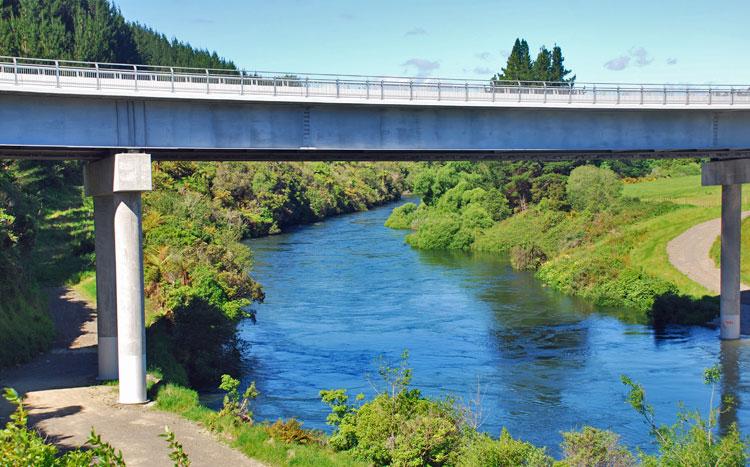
[568,82,573,104]
[170,67,175,93]
[640,85,644,105]
[336,78,340,98]
[592,84,597,104]
[663,86,667,105]
[95,63,100,90]
[708,86,712,105]
[365,79,369,99]
[274,77,277,96]
[133,65,138,91]
[686,86,689,105]
[438,81,441,101]
[731,87,735,105]
[517,81,521,102]
[409,80,413,100]
[465,82,469,102]
[491,82,495,102]
[13,57,17,85]
[543,82,547,103]
[616,86,620,104]
[206,69,210,94]
[55,60,60,88]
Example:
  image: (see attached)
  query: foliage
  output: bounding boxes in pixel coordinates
[321,352,466,466]
[458,430,553,466]
[566,165,623,212]
[160,426,191,467]
[621,366,748,466]
[266,419,324,446]
[384,202,420,229]
[154,384,368,467]
[560,427,634,466]
[218,374,258,424]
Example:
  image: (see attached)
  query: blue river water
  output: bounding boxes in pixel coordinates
[238,198,750,454]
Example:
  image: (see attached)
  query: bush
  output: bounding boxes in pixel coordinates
[320,352,464,466]
[566,165,623,212]
[459,430,553,466]
[509,242,547,270]
[385,202,419,229]
[266,419,324,446]
[560,427,634,466]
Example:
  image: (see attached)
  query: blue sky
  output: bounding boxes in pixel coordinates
[114,0,749,84]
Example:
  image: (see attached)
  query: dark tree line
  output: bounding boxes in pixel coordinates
[0,0,234,69]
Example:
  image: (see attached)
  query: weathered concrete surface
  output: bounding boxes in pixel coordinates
[720,185,742,339]
[1,92,750,160]
[666,212,750,334]
[0,288,263,467]
[703,158,750,186]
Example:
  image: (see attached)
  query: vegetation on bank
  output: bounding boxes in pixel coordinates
[154,355,747,466]
[710,216,750,286]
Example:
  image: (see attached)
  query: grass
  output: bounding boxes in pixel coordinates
[710,216,750,286]
[625,175,750,298]
[153,384,367,467]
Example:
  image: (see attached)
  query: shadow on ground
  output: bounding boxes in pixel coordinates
[0,288,97,423]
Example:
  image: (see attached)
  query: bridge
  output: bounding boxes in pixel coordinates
[2,55,750,405]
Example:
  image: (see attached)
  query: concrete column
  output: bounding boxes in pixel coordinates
[114,192,147,403]
[720,184,742,339]
[85,153,152,404]
[93,195,118,380]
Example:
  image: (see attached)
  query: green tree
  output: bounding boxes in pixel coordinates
[493,38,532,82]
[566,165,623,212]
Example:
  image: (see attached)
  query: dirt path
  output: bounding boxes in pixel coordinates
[0,288,263,466]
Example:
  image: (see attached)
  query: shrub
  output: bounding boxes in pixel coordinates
[385,202,419,229]
[218,374,259,424]
[560,426,634,466]
[458,430,553,466]
[266,419,324,446]
[566,165,623,212]
[622,367,748,466]
[509,242,548,270]
[320,352,464,466]
[406,213,462,250]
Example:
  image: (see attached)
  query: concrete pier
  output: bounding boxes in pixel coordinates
[92,196,118,380]
[720,184,742,339]
[85,153,152,403]
[702,159,750,339]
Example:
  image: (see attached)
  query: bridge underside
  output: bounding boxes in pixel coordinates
[3,146,750,161]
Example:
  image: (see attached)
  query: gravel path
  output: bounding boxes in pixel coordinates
[0,288,263,466]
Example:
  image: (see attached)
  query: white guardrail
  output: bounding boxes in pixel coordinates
[1,56,749,107]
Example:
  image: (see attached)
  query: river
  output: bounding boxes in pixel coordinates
[239,198,750,454]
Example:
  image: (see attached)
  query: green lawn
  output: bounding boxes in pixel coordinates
[710,216,750,286]
[623,175,748,298]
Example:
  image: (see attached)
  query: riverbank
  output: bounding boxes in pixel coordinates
[388,171,746,324]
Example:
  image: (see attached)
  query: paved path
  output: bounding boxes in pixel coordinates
[0,288,263,466]
[667,212,750,334]
[666,212,750,294]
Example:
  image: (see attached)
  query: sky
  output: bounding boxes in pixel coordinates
[113,0,749,84]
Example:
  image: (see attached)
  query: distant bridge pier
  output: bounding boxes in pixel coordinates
[85,153,152,403]
[702,159,750,339]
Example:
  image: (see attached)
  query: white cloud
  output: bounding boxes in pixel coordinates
[666,57,678,65]
[604,55,630,71]
[401,58,440,77]
[629,47,654,67]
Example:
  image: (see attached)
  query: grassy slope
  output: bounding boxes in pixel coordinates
[623,175,750,298]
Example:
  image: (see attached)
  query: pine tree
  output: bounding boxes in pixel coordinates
[550,45,574,84]
[493,38,532,83]
[531,46,552,82]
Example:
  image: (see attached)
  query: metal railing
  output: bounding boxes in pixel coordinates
[1,56,749,107]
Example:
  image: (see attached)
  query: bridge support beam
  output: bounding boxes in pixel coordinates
[85,153,152,403]
[702,159,750,339]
